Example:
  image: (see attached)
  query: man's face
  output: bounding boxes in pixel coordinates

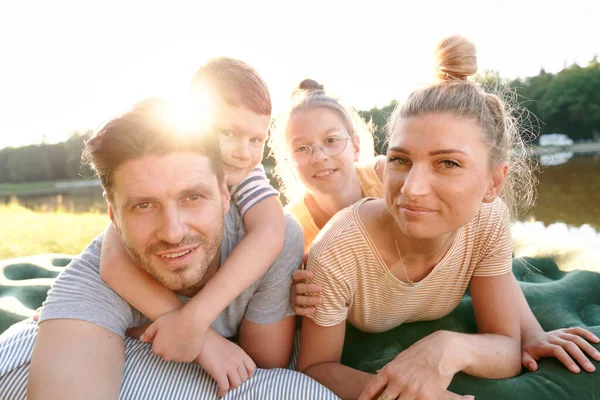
[109,152,230,291]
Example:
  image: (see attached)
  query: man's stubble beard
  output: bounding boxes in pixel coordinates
[121,216,224,292]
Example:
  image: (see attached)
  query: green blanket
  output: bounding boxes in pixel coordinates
[1,256,599,398]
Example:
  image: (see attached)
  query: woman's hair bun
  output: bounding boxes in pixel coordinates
[293,79,325,96]
[434,35,478,81]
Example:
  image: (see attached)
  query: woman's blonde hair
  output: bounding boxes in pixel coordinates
[387,35,537,219]
[269,79,376,200]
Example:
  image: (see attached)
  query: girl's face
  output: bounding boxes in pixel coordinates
[285,107,360,197]
[384,112,507,240]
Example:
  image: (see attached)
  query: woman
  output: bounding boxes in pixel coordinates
[270,37,600,399]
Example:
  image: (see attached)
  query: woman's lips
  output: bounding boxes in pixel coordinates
[399,204,436,217]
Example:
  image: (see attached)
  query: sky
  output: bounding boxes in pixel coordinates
[0,0,598,149]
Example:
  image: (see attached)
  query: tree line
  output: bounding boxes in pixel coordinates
[2,58,599,184]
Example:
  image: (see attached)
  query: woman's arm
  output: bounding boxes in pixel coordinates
[297,318,374,400]
[359,273,520,400]
[514,275,600,372]
[100,223,184,319]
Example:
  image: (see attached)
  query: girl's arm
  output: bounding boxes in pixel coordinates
[100,223,183,319]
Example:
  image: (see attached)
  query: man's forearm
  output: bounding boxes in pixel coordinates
[28,319,125,400]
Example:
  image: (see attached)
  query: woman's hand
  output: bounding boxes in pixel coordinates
[358,331,469,400]
[522,327,600,373]
[290,269,322,316]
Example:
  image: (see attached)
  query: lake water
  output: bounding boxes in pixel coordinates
[5,153,600,231]
[527,152,600,230]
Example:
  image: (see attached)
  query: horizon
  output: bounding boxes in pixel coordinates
[1,0,598,150]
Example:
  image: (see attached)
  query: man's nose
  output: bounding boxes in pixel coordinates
[157,208,186,244]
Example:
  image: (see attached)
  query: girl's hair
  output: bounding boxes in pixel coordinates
[269,79,376,200]
[387,35,537,219]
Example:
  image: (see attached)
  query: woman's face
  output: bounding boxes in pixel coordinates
[384,112,506,240]
[285,107,359,196]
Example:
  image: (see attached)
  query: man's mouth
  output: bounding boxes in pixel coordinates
[157,246,198,259]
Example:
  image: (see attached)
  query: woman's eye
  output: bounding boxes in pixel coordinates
[389,156,409,165]
[325,136,340,144]
[442,160,460,168]
[250,137,263,144]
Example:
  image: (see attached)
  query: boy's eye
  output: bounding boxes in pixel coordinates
[250,137,264,144]
[219,129,235,138]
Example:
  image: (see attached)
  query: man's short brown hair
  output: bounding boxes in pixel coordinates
[82,98,224,202]
[190,57,271,116]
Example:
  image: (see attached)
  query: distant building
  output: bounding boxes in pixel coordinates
[539,133,574,147]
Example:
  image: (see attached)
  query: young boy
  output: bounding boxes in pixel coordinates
[99,58,287,396]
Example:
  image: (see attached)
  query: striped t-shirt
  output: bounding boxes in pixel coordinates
[306,197,513,333]
[230,163,279,217]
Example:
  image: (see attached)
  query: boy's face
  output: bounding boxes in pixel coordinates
[214,104,270,186]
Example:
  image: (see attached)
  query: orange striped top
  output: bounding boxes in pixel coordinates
[285,159,384,255]
[305,197,513,332]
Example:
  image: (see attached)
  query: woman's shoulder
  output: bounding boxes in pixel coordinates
[309,199,375,259]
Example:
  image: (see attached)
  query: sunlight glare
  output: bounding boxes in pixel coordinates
[161,91,216,138]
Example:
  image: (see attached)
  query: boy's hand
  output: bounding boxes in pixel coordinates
[522,327,600,373]
[290,269,322,316]
[196,329,256,397]
[140,308,207,363]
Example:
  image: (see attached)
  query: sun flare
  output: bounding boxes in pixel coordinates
[161,91,217,138]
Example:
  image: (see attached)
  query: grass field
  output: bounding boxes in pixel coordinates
[0,202,109,259]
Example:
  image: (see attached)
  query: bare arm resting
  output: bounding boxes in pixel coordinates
[28,319,125,400]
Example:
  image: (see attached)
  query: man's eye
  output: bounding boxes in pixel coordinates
[187,194,201,201]
[136,202,150,210]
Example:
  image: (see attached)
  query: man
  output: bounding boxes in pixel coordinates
[0,98,337,399]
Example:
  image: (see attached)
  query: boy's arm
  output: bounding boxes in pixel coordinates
[100,223,184,320]
[183,196,285,328]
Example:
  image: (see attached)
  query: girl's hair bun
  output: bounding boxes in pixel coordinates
[292,79,325,97]
[434,35,478,81]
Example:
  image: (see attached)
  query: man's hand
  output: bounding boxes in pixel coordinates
[522,327,600,373]
[196,329,257,397]
[140,308,207,363]
[291,269,322,316]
